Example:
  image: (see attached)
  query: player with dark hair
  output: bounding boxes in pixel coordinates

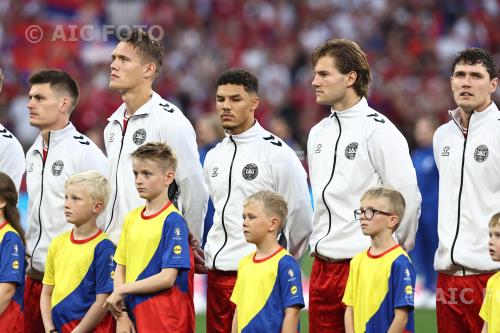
[433,47,500,332]
[203,68,312,333]
[24,69,107,333]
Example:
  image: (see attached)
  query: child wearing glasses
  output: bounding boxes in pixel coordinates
[343,186,415,333]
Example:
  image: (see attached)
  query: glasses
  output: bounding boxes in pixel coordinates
[354,208,394,220]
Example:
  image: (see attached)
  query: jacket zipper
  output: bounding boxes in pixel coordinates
[30,131,50,270]
[449,113,471,274]
[315,113,342,255]
[212,136,237,270]
[105,120,125,233]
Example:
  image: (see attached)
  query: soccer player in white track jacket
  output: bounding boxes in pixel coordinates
[0,68,24,191]
[307,39,421,333]
[203,69,313,333]
[433,47,500,333]
[24,70,107,333]
[104,28,207,248]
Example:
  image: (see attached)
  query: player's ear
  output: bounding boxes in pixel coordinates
[251,95,259,112]
[345,70,357,88]
[143,62,156,79]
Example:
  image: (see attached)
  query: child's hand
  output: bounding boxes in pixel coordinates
[103,289,124,317]
[116,313,136,333]
[189,232,208,274]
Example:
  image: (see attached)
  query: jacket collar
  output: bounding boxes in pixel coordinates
[448,102,499,131]
[32,122,76,153]
[108,91,161,122]
[226,120,265,143]
[329,97,368,118]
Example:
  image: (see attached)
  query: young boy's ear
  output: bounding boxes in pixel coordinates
[163,170,175,186]
[92,201,104,215]
[269,216,281,232]
[387,216,399,230]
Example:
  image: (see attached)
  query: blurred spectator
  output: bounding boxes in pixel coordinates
[410,115,439,309]
[195,112,225,164]
[269,115,305,163]
[194,113,225,247]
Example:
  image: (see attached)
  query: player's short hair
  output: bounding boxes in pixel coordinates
[244,191,288,230]
[489,212,500,229]
[361,186,406,230]
[216,69,258,94]
[452,48,497,80]
[311,38,371,98]
[131,142,177,172]
[65,171,109,208]
[0,67,4,87]
[28,69,80,113]
[121,28,163,75]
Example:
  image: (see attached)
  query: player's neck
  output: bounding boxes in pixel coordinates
[369,233,398,256]
[40,120,70,145]
[254,238,281,260]
[331,91,362,112]
[72,220,99,240]
[122,86,153,117]
[144,193,170,216]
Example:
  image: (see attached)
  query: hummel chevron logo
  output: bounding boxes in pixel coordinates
[263,135,282,147]
[367,113,385,123]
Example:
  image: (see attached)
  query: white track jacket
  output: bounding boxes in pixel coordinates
[0,123,25,190]
[433,103,500,272]
[203,121,313,271]
[104,92,207,244]
[25,123,107,273]
[308,98,421,259]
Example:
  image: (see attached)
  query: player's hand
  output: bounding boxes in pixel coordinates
[189,232,208,274]
[103,289,124,317]
[116,313,136,333]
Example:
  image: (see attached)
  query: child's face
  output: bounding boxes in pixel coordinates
[489,224,500,262]
[64,183,100,226]
[358,197,397,237]
[132,158,174,201]
[242,201,277,245]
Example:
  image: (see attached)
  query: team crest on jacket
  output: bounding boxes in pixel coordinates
[51,160,64,176]
[242,163,258,180]
[133,129,147,145]
[474,145,489,162]
[345,142,359,160]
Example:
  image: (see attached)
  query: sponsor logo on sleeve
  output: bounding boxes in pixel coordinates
[12,260,19,270]
[405,285,413,295]
[173,245,182,255]
[290,285,298,295]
